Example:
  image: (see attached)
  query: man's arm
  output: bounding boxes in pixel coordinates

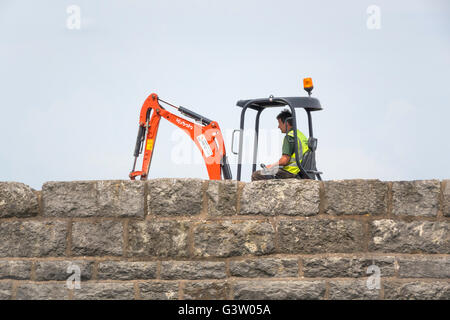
[266,154,290,168]
[266,135,294,169]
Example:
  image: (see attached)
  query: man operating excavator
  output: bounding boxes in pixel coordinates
[130,78,323,181]
[251,109,309,181]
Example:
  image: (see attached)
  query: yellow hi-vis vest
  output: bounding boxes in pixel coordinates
[282,129,309,175]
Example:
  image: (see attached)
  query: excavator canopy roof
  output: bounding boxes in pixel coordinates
[236,96,322,112]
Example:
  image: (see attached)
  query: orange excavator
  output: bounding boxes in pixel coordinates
[129,93,233,180]
[129,78,323,181]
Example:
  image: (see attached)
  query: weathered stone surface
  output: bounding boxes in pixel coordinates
[0,282,12,300]
[240,180,320,216]
[72,221,123,256]
[0,182,39,218]
[302,256,396,278]
[329,279,381,300]
[147,178,203,216]
[392,180,440,217]
[42,180,145,218]
[3,178,450,301]
[443,180,450,217]
[184,281,230,300]
[207,180,239,216]
[35,261,93,281]
[98,261,157,280]
[0,221,67,257]
[230,258,298,278]
[193,221,275,258]
[161,261,226,280]
[397,256,450,278]
[139,282,178,300]
[369,219,449,253]
[324,180,387,215]
[73,282,135,300]
[128,221,189,257]
[383,280,450,300]
[233,280,326,300]
[0,261,32,280]
[278,219,365,254]
[16,283,69,300]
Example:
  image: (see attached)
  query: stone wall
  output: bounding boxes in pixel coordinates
[0,179,449,300]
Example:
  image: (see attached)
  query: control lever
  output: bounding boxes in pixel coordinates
[260,163,276,178]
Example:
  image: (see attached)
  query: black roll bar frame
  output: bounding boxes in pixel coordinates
[235,96,322,181]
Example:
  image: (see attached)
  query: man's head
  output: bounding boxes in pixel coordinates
[276,109,293,133]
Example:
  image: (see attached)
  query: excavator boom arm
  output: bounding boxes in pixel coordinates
[129,93,232,180]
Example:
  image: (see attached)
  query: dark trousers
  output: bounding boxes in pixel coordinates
[251,168,297,181]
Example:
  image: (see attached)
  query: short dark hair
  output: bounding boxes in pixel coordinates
[276,109,293,126]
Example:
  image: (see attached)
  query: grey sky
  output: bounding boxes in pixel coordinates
[1,0,449,190]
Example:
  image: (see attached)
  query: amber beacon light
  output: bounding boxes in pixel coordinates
[303,77,314,96]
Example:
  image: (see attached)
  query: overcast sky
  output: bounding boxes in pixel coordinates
[1,0,449,190]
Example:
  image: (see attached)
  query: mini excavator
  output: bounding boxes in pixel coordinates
[129,78,323,181]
